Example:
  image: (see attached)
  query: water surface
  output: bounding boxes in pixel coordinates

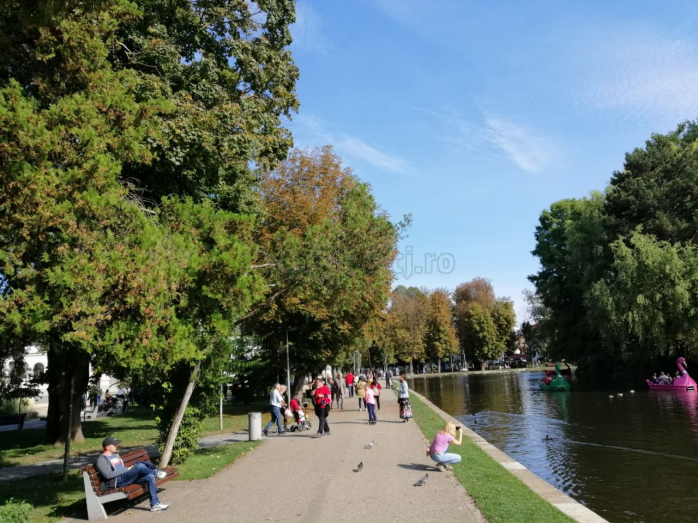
[410,371,698,523]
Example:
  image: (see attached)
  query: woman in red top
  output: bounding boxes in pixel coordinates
[312,378,331,437]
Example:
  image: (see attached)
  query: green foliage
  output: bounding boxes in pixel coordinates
[0,499,32,523]
[424,289,459,363]
[157,404,202,465]
[454,278,515,366]
[530,121,698,368]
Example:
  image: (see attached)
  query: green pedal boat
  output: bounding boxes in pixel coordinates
[540,362,571,392]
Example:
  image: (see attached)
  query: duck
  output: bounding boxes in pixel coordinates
[630,390,635,393]
[617,393,623,397]
[609,394,614,399]
[544,435,553,441]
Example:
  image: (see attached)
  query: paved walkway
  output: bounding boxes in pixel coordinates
[0,432,251,483]
[66,390,485,523]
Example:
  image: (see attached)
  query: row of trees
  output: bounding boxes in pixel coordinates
[0,1,400,466]
[529,121,698,373]
[380,279,516,372]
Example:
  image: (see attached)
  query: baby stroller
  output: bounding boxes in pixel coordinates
[289,400,312,432]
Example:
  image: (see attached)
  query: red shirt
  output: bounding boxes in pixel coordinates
[290,398,300,412]
[372,383,381,395]
[345,373,354,385]
[313,385,331,406]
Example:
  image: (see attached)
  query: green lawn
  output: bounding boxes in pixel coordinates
[0,401,265,468]
[408,393,575,523]
[0,422,262,522]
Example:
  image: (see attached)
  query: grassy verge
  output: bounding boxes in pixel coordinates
[0,401,265,468]
[0,441,261,522]
[409,393,575,523]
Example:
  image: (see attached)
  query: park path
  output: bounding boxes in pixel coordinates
[66,389,485,523]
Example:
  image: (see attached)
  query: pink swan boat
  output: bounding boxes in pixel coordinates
[646,357,696,391]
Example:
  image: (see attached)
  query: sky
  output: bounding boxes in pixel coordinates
[287,0,698,324]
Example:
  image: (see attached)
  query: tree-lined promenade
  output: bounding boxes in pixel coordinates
[0,1,400,470]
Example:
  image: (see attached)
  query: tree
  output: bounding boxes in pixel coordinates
[424,289,458,372]
[588,231,698,361]
[389,288,428,375]
[0,1,172,442]
[605,121,698,244]
[454,278,515,369]
[247,147,399,398]
[528,194,607,363]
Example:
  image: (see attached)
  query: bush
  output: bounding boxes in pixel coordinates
[156,406,203,465]
[0,499,32,523]
[0,398,36,418]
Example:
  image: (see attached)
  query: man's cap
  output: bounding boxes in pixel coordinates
[102,437,122,448]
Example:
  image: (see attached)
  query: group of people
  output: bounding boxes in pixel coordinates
[649,370,681,384]
[261,371,413,438]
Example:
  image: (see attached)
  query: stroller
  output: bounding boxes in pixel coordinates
[288,400,312,432]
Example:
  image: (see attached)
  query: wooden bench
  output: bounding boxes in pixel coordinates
[81,448,178,521]
[0,413,26,429]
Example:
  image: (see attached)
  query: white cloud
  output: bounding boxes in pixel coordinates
[400,103,557,173]
[291,1,330,55]
[293,115,412,175]
[484,117,556,173]
[574,32,698,127]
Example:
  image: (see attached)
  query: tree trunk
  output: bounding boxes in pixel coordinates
[159,359,202,468]
[47,349,89,444]
[62,374,74,482]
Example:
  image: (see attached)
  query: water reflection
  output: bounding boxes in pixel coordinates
[410,371,698,523]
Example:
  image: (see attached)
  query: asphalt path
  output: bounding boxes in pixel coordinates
[67,389,485,523]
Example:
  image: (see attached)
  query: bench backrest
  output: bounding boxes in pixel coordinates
[81,448,151,491]
[0,413,27,425]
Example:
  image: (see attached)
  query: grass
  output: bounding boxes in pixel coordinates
[0,400,265,468]
[0,438,261,522]
[408,393,576,523]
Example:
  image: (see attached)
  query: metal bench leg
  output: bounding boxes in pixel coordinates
[84,472,108,521]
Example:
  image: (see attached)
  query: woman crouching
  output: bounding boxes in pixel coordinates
[428,422,463,471]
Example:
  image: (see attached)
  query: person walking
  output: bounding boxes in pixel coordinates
[355,375,367,411]
[428,422,463,471]
[371,380,382,411]
[365,382,377,425]
[332,372,346,409]
[312,378,332,437]
[385,369,393,389]
[398,374,412,422]
[345,371,355,398]
[263,383,286,436]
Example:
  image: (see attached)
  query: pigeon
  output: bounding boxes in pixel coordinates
[364,441,375,449]
[617,393,623,397]
[354,462,363,472]
[414,473,429,486]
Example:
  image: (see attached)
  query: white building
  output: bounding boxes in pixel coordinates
[3,345,119,416]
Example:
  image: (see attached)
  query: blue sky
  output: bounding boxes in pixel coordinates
[287,0,698,323]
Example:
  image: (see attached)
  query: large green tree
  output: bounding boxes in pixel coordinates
[424,289,458,372]
[247,147,399,398]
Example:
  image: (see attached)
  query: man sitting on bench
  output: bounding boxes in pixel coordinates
[95,437,169,512]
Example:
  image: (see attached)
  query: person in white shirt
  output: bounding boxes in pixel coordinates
[263,383,287,436]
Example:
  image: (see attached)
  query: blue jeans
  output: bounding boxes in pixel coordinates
[367,403,377,422]
[264,405,283,433]
[430,452,462,466]
[119,462,160,506]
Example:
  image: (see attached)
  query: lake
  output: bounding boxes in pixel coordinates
[410,370,698,523]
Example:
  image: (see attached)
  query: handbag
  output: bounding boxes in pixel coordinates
[284,408,293,418]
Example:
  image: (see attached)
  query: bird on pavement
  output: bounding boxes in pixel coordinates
[414,473,429,486]
[354,462,363,472]
[364,441,375,449]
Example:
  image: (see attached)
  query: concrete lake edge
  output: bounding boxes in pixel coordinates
[408,387,609,523]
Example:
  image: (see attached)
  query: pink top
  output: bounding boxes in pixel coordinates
[429,432,454,454]
[364,387,376,405]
